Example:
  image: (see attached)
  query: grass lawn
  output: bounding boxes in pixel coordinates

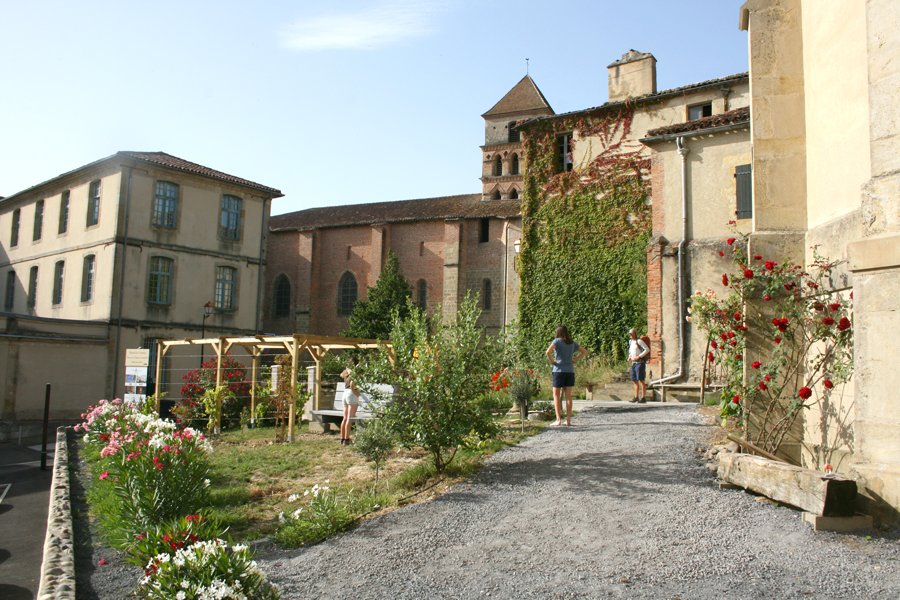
[204,417,547,544]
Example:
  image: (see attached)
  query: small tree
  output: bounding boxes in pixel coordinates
[353,418,395,490]
[361,295,501,473]
[343,251,412,340]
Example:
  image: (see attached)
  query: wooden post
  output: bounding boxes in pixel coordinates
[288,335,299,442]
[718,453,857,517]
[155,340,165,415]
[250,349,260,428]
[214,337,225,434]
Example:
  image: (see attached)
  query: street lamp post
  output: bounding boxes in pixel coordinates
[200,301,214,366]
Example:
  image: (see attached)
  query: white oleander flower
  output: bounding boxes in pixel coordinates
[287,494,299,502]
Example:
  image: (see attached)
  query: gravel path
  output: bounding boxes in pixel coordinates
[257,404,900,600]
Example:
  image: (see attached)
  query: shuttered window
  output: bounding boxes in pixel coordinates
[735,164,752,220]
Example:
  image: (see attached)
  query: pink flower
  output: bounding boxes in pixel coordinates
[99,471,109,480]
[98,558,108,566]
[798,387,813,399]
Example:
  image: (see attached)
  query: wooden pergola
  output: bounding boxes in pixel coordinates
[156,334,388,441]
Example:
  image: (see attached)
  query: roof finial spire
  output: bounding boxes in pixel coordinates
[525,57,529,75]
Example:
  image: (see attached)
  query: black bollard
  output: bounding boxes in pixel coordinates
[40,383,50,471]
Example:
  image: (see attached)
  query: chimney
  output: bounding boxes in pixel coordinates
[607,50,657,102]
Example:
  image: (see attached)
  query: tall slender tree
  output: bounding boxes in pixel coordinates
[343,251,411,340]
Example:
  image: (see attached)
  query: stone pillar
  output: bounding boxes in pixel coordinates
[442,220,463,322]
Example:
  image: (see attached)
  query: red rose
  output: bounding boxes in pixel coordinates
[711,340,718,350]
[765,261,777,270]
[754,255,763,261]
[728,220,736,225]
[822,317,835,326]
[719,250,725,257]
[727,331,736,339]
[850,291,853,300]
[730,340,737,347]
[727,237,736,246]
[764,374,771,382]
[774,337,782,345]
[824,379,834,389]
[733,312,742,321]
[732,394,741,404]
[720,332,728,341]
[798,386,813,399]
[722,274,729,286]
[828,303,841,311]
[735,353,743,359]
[751,361,761,369]
[758,382,767,391]
[838,317,851,331]
[708,352,715,362]
[784,282,795,291]
[813,302,824,311]
[771,318,780,326]
[763,294,772,301]
[743,269,754,279]
[807,281,819,289]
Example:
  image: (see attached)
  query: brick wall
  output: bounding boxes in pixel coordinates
[646,152,666,376]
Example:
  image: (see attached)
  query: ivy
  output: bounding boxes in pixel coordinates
[519,107,651,359]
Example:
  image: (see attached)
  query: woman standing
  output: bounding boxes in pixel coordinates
[339,366,360,445]
[545,325,588,426]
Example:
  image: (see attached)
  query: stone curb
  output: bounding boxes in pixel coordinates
[37,426,76,599]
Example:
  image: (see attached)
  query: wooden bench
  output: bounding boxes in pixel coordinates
[310,382,394,429]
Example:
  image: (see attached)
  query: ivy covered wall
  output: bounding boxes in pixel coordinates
[518,108,651,360]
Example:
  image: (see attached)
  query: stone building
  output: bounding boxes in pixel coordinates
[736,0,900,521]
[0,152,281,428]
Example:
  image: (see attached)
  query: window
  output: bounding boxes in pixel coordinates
[508,121,520,143]
[509,188,519,200]
[52,260,64,305]
[11,208,20,247]
[510,153,520,176]
[491,190,501,200]
[688,102,712,121]
[214,266,237,310]
[148,257,174,305]
[337,272,357,316]
[59,191,70,234]
[482,279,492,310]
[153,181,179,229]
[479,218,490,243]
[27,266,37,308]
[419,241,425,257]
[5,271,15,311]
[557,133,573,172]
[735,164,753,219]
[274,274,291,318]
[33,200,44,241]
[87,180,101,226]
[492,155,503,177]
[219,195,242,241]
[81,254,96,302]
[417,279,427,309]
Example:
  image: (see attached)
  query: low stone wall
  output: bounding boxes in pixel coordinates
[37,427,76,599]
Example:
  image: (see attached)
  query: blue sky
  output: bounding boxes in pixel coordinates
[0,1,748,215]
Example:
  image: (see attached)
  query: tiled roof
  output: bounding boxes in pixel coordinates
[119,151,283,197]
[644,106,750,138]
[270,194,521,231]
[482,75,554,118]
[1,151,283,204]
[521,72,749,127]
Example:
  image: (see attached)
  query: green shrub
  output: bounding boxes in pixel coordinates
[353,419,396,489]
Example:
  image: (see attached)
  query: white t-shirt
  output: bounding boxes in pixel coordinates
[629,338,649,362]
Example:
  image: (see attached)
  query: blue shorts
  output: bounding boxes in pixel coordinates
[552,372,575,388]
[629,362,646,382]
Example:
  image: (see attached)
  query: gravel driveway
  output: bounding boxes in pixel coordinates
[258,404,900,600]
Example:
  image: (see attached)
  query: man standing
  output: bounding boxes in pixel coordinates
[627,328,649,403]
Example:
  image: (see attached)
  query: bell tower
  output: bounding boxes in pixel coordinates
[480,75,554,200]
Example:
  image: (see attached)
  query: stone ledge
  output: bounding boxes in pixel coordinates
[37,427,75,600]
